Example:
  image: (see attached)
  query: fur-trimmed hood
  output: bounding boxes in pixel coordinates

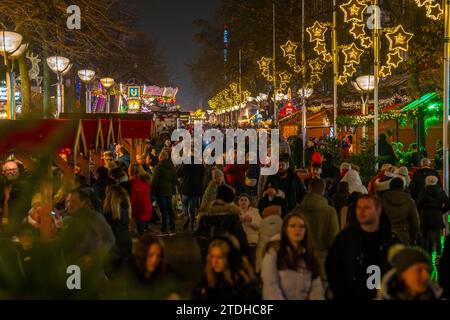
[197,199,241,220]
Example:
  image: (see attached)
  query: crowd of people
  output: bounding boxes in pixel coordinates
[0,130,449,301]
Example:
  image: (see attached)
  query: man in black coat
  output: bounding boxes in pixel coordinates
[266,156,306,211]
[410,158,442,199]
[177,158,205,230]
[378,134,397,165]
[326,195,400,300]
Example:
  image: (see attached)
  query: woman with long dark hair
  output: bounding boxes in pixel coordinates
[261,213,324,300]
[193,236,261,300]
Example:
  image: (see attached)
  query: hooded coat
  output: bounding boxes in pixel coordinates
[416,185,450,229]
[296,193,340,280]
[380,189,420,245]
[195,200,250,258]
[340,170,368,195]
[410,167,442,199]
[255,214,283,273]
[377,269,443,300]
[151,159,177,197]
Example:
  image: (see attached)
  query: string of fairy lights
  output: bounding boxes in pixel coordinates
[208,82,250,115]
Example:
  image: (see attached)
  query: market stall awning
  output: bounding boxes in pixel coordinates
[401,92,441,111]
[0,119,80,153]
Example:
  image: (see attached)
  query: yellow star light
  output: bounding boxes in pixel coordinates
[350,23,366,39]
[426,3,443,20]
[279,71,292,84]
[337,75,349,85]
[386,25,413,52]
[307,21,328,43]
[258,57,272,70]
[343,64,357,77]
[415,0,431,7]
[322,53,333,63]
[310,74,321,84]
[343,43,364,64]
[360,36,373,48]
[340,0,367,23]
[314,42,327,55]
[310,59,325,73]
[379,66,392,78]
[293,65,302,73]
[262,70,271,78]
[387,50,403,68]
[281,40,298,57]
[287,56,297,67]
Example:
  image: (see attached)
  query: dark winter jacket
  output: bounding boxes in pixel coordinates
[177,162,205,197]
[380,189,420,245]
[151,159,177,197]
[193,274,261,301]
[104,201,132,263]
[325,217,400,300]
[257,196,289,218]
[267,171,307,211]
[416,185,450,229]
[332,191,349,215]
[410,167,442,199]
[93,177,114,203]
[378,139,397,165]
[378,269,443,300]
[195,200,250,258]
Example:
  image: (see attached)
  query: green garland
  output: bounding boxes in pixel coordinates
[336,109,418,128]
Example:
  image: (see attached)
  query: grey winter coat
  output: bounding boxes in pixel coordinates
[261,248,324,300]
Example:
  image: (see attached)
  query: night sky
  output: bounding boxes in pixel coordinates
[137,0,220,110]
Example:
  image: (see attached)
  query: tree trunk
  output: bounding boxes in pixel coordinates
[43,48,51,118]
[18,52,31,117]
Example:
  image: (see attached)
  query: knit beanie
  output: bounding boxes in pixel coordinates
[388,244,431,274]
[217,185,235,203]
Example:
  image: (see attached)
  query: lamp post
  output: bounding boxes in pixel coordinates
[47,56,71,118]
[0,31,23,120]
[298,87,313,168]
[100,77,114,113]
[352,75,375,140]
[444,0,450,234]
[78,69,96,113]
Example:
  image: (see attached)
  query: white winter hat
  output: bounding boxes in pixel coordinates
[425,175,438,186]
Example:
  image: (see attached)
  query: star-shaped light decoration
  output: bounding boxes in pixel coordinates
[314,42,327,55]
[350,23,366,39]
[307,21,328,43]
[360,36,373,48]
[387,50,403,68]
[415,0,432,7]
[281,40,298,57]
[342,43,364,64]
[293,65,302,73]
[310,73,321,85]
[386,25,413,52]
[287,56,297,67]
[322,52,333,63]
[279,71,292,84]
[258,57,272,70]
[337,75,349,85]
[262,69,271,78]
[379,65,392,78]
[310,59,325,73]
[340,0,367,23]
[426,3,443,20]
[343,64,357,77]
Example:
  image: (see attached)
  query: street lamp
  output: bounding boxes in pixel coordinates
[0,31,23,120]
[352,75,375,140]
[298,87,314,168]
[47,55,71,117]
[100,77,115,113]
[78,69,96,113]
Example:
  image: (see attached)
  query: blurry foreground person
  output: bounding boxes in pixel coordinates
[261,213,324,300]
[107,235,182,299]
[378,245,443,300]
[193,237,260,300]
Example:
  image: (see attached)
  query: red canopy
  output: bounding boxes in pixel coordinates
[0,119,79,153]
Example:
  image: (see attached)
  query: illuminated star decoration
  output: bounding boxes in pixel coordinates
[426,3,443,20]
[337,76,349,86]
[360,36,373,48]
[340,0,368,23]
[387,51,403,68]
[278,71,292,91]
[343,43,364,64]
[415,0,432,7]
[281,40,298,57]
[350,23,366,39]
[307,21,328,43]
[314,42,327,55]
[386,25,413,52]
[258,57,272,70]
[310,59,326,73]
[322,53,333,63]
[343,64,357,77]
[379,66,392,78]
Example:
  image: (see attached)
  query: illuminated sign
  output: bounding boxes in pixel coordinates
[127,86,141,99]
[0,86,21,102]
[128,100,140,113]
